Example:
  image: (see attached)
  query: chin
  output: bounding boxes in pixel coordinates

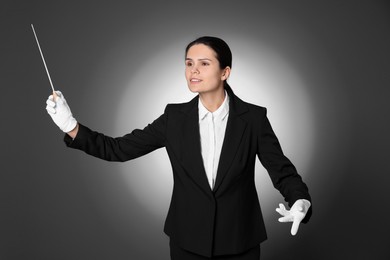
[187,83,221,95]
[187,84,202,93]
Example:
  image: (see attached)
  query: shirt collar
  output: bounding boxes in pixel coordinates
[198,90,229,122]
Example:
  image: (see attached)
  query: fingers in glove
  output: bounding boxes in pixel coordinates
[46,98,56,108]
[46,104,56,114]
[55,90,62,98]
[291,218,302,236]
[46,96,56,113]
[276,203,288,216]
[278,215,293,222]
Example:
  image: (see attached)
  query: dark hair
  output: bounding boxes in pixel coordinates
[185,36,232,69]
[185,36,233,91]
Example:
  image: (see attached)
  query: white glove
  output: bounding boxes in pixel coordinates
[46,91,78,133]
[276,199,311,236]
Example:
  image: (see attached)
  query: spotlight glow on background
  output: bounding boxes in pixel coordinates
[4,1,389,259]
[114,37,315,221]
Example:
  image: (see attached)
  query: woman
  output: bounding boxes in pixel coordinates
[46,36,312,260]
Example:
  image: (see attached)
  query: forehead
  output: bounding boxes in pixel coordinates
[186,44,217,59]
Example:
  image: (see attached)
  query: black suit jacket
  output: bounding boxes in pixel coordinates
[64,87,312,257]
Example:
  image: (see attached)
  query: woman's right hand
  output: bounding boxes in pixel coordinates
[46,90,78,136]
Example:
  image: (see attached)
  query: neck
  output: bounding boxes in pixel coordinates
[199,87,225,112]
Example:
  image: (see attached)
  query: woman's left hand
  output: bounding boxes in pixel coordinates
[276,199,311,236]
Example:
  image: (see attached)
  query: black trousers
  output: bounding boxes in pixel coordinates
[170,240,260,260]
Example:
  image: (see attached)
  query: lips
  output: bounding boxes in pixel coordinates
[190,78,202,82]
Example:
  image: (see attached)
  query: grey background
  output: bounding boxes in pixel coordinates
[1,0,389,259]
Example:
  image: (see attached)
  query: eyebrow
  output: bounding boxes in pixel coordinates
[185,58,213,61]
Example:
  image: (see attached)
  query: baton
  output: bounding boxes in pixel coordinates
[31,24,57,100]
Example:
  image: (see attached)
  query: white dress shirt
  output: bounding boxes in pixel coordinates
[198,91,229,190]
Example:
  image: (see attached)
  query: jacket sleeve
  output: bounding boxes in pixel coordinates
[63,106,168,162]
[257,108,312,223]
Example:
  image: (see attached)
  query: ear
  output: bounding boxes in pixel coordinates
[221,66,231,81]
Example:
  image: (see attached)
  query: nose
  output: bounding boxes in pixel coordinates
[191,65,199,74]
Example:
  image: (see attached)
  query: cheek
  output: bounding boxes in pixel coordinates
[200,67,215,78]
[209,69,223,81]
[184,68,191,79]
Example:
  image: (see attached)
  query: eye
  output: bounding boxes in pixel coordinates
[202,62,209,66]
[185,61,193,67]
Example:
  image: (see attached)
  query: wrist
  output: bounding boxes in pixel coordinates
[66,122,79,139]
[60,116,77,133]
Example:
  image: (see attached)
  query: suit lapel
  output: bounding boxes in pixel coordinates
[178,90,249,195]
[179,97,213,195]
[213,91,248,193]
